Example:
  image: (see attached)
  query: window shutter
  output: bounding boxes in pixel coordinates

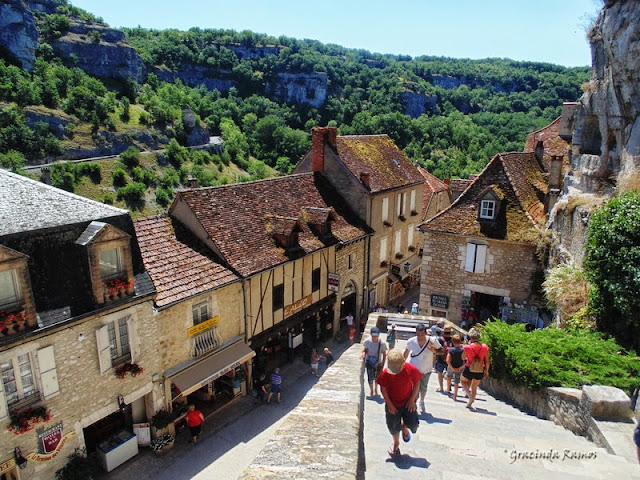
[127,316,136,364]
[410,190,416,211]
[382,197,389,222]
[475,244,487,273]
[380,237,387,262]
[396,193,401,216]
[96,324,112,374]
[408,225,414,247]
[0,383,7,420]
[465,244,476,272]
[37,345,60,399]
[395,230,401,253]
[402,192,407,214]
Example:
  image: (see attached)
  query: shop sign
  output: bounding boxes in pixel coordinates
[208,360,243,384]
[328,273,339,292]
[284,294,312,318]
[41,422,63,454]
[187,315,220,337]
[430,294,449,309]
[27,431,75,462]
[0,459,16,475]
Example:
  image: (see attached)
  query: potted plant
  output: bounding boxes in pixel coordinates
[408,245,416,252]
[398,214,406,222]
[150,434,175,455]
[151,409,176,438]
[383,220,392,227]
[0,309,26,335]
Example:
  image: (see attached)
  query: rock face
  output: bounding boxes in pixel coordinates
[550,0,640,264]
[267,73,328,109]
[153,66,236,92]
[400,91,437,118]
[0,0,38,71]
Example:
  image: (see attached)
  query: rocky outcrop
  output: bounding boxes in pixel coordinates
[226,44,280,60]
[153,66,236,92]
[267,72,328,108]
[400,91,437,118]
[181,108,209,146]
[50,21,144,82]
[550,0,640,264]
[24,106,75,139]
[0,0,38,71]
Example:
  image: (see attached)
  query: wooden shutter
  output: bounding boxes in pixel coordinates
[407,225,414,247]
[465,243,476,272]
[37,345,60,399]
[410,190,416,211]
[475,244,487,273]
[127,316,136,364]
[96,324,112,374]
[0,383,7,420]
[382,197,389,222]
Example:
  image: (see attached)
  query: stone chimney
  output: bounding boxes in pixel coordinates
[360,172,371,190]
[535,141,544,168]
[186,177,200,189]
[548,155,563,190]
[41,167,51,185]
[311,126,337,172]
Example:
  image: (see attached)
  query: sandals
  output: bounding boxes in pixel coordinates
[402,430,411,443]
[388,445,401,457]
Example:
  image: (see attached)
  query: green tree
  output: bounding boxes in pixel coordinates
[220,118,249,168]
[120,146,140,168]
[584,192,640,351]
[0,150,26,171]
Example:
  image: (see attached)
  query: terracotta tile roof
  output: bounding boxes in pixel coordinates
[523,117,571,171]
[335,135,424,193]
[418,167,448,219]
[133,215,239,307]
[174,173,369,277]
[422,152,547,243]
[448,175,478,195]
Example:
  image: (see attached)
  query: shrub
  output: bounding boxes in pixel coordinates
[542,263,589,322]
[50,163,76,192]
[120,146,140,168]
[112,168,127,187]
[116,182,146,202]
[191,165,217,187]
[159,168,180,189]
[103,192,115,205]
[131,166,157,187]
[155,186,172,207]
[55,448,97,480]
[165,139,188,167]
[75,162,101,183]
[151,409,175,430]
[481,321,640,393]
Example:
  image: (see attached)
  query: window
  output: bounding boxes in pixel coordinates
[312,268,321,292]
[407,225,414,248]
[1,354,36,407]
[99,247,123,280]
[192,300,209,325]
[273,283,284,312]
[465,243,487,273]
[381,197,389,223]
[348,254,353,270]
[394,230,402,255]
[0,270,20,308]
[396,192,406,217]
[96,316,135,374]
[379,237,388,262]
[410,190,416,212]
[480,200,496,219]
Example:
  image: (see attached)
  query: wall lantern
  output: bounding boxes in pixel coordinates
[14,447,28,469]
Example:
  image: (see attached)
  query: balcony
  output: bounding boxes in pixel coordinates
[191,328,222,358]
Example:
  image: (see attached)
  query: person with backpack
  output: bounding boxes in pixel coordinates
[461,328,490,410]
[435,325,452,392]
[446,334,465,401]
[403,324,443,413]
[361,327,388,397]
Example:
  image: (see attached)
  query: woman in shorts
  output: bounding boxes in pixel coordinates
[461,328,490,410]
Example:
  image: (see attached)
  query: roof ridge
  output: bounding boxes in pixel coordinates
[179,172,314,194]
[528,116,561,137]
[498,154,544,231]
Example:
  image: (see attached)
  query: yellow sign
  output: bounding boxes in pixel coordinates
[284,295,312,318]
[27,432,75,462]
[187,316,220,337]
[0,459,16,474]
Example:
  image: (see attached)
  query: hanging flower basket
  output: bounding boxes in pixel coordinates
[7,406,51,434]
[114,362,144,379]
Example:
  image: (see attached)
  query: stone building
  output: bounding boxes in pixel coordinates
[133,216,252,418]
[294,127,425,311]
[0,170,158,478]
[168,173,369,373]
[419,152,553,324]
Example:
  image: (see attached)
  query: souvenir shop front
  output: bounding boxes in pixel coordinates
[387,254,422,302]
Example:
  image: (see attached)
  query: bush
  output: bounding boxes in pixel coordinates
[481,321,640,393]
[155,186,173,206]
[151,409,175,429]
[190,165,217,187]
[584,192,640,351]
[112,168,127,187]
[120,146,140,168]
[116,182,146,202]
[55,448,96,480]
[50,163,77,192]
[131,166,157,187]
[76,162,101,183]
[103,192,115,205]
[159,168,180,188]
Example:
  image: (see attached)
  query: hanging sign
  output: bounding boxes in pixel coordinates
[328,273,340,292]
[27,431,75,462]
[187,315,220,337]
[284,295,312,318]
[41,423,64,454]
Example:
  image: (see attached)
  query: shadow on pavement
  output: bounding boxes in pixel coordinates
[386,453,430,470]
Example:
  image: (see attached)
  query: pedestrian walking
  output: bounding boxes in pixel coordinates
[461,327,490,410]
[267,368,282,404]
[310,347,322,377]
[411,302,418,314]
[185,404,205,444]
[403,324,442,413]
[361,326,388,397]
[323,347,335,367]
[446,334,465,401]
[634,420,640,464]
[435,325,452,392]
[376,349,422,458]
[255,373,268,403]
[387,323,397,350]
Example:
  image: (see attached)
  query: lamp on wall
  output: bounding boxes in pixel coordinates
[69,327,85,342]
[14,447,28,469]
[117,394,126,411]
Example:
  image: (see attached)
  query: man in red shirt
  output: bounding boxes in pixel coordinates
[185,404,205,444]
[376,349,422,457]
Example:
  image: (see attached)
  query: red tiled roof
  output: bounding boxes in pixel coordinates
[418,167,449,219]
[422,152,547,243]
[133,215,239,307]
[449,178,473,194]
[523,117,571,171]
[335,135,424,193]
[174,173,369,277]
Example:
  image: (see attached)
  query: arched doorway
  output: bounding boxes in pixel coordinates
[339,281,357,331]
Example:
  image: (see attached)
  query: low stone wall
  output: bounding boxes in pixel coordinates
[239,344,363,479]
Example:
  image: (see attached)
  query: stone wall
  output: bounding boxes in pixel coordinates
[335,239,367,324]
[419,231,538,323]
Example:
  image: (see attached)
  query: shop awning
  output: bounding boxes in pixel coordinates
[171,341,255,399]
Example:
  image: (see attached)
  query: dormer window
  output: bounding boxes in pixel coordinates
[99,247,124,281]
[480,200,496,219]
[300,207,336,238]
[265,215,304,250]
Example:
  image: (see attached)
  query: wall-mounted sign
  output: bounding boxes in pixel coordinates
[430,294,449,310]
[41,422,64,454]
[187,315,220,337]
[27,431,75,462]
[328,273,340,292]
[0,459,16,475]
[284,294,312,318]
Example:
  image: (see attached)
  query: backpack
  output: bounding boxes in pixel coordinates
[448,346,464,369]
[469,344,485,373]
[436,336,449,362]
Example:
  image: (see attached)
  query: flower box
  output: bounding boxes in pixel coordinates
[151,434,175,455]
[0,309,27,336]
[104,277,135,300]
[115,362,144,379]
[7,406,50,434]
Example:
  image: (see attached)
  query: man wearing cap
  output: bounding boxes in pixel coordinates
[361,327,388,397]
[377,349,422,457]
[404,324,442,413]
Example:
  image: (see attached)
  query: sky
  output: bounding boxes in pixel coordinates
[69,0,603,68]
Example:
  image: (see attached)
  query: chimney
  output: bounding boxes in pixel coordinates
[41,167,51,185]
[311,126,338,172]
[186,177,200,189]
[444,178,451,186]
[548,155,563,190]
[535,141,544,168]
[360,172,371,189]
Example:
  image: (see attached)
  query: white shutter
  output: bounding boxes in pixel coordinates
[382,197,389,222]
[465,243,476,272]
[380,237,387,262]
[410,190,416,211]
[127,316,136,364]
[408,225,414,247]
[96,324,112,374]
[37,346,60,399]
[0,383,7,420]
[396,193,401,216]
[395,230,401,254]
[402,192,407,214]
[475,244,487,273]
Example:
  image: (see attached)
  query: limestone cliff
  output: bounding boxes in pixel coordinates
[0,0,38,71]
[550,0,640,264]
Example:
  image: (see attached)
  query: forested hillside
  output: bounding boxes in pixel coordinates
[1,0,589,183]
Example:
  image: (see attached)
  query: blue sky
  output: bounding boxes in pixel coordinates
[69,0,602,67]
